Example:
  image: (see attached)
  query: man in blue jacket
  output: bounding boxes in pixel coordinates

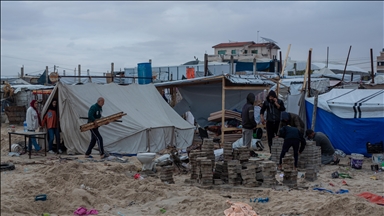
[85,97,108,159]
[278,125,306,170]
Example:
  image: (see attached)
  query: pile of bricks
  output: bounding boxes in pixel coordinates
[159,165,175,184]
[189,150,205,180]
[227,160,242,186]
[260,161,277,187]
[301,141,321,181]
[248,158,264,185]
[223,142,233,161]
[270,138,284,163]
[214,161,228,184]
[233,146,250,162]
[241,161,259,187]
[198,159,214,186]
[201,138,216,162]
[282,155,297,188]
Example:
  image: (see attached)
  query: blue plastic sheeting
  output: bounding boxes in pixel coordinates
[235,61,271,72]
[306,101,384,156]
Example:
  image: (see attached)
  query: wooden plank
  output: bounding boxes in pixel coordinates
[80,112,127,132]
[221,76,225,147]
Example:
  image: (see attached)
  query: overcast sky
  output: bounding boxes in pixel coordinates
[1,1,383,76]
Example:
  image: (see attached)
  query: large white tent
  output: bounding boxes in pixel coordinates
[42,82,195,155]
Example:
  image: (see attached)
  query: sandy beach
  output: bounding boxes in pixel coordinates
[1,124,383,216]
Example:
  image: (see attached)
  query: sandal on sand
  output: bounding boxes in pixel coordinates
[100,154,107,159]
[85,155,93,159]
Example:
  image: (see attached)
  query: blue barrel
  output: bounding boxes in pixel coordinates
[137,62,152,84]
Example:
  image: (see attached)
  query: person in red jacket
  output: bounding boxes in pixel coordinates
[42,99,60,154]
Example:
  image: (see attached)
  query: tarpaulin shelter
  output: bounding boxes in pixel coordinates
[41,82,195,155]
[306,89,384,156]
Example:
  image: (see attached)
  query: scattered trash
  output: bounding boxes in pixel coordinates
[357,192,384,205]
[42,213,50,216]
[117,212,125,216]
[80,184,91,190]
[74,207,98,215]
[35,194,47,201]
[102,204,111,211]
[335,149,346,158]
[313,188,349,194]
[338,173,352,179]
[370,176,379,180]
[160,208,166,214]
[24,168,28,172]
[252,197,269,203]
[1,163,15,172]
[224,200,259,216]
[8,152,20,157]
[342,180,348,185]
[329,183,335,187]
[127,201,135,206]
[134,173,144,180]
[335,189,349,194]
[331,171,339,179]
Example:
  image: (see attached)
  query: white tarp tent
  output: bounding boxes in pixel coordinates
[42,82,194,155]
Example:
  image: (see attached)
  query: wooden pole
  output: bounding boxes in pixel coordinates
[307,49,312,97]
[78,64,81,83]
[279,51,282,73]
[221,76,225,148]
[230,55,234,74]
[21,65,24,78]
[111,62,114,82]
[302,48,312,91]
[341,45,352,82]
[370,48,375,83]
[253,58,256,75]
[311,90,319,130]
[326,46,329,68]
[204,53,208,76]
[276,44,291,98]
[45,66,49,85]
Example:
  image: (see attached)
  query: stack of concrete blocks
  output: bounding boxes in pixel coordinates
[233,146,250,162]
[201,138,216,172]
[260,161,277,187]
[199,159,214,186]
[271,138,284,164]
[214,162,225,185]
[249,158,264,186]
[223,142,233,161]
[227,160,242,186]
[159,165,175,184]
[189,150,204,180]
[241,160,259,187]
[302,141,321,181]
[282,155,298,188]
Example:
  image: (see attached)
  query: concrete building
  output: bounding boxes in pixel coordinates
[209,41,280,62]
[377,48,384,74]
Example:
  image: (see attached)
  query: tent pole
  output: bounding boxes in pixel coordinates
[220,76,225,148]
[341,45,352,82]
[311,90,319,130]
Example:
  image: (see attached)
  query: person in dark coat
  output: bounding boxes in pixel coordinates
[278,125,306,170]
[279,111,306,152]
[241,93,257,149]
[260,90,286,153]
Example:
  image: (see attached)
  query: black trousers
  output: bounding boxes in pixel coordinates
[85,127,104,156]
[266,121,280,153]
[279,139,300,168]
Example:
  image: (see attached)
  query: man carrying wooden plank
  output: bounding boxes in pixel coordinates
[85,97,108,159]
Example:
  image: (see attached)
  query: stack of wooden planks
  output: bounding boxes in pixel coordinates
[207,110,242,122]
[221,133,242,143]
[80,112,127,132]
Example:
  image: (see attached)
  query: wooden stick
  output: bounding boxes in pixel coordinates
[276,44,291,97]
[302,48,313,91]
[80,112,127,132]
[311,90,319,130]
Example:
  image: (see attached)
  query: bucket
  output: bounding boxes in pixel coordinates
[350,153,364,169]
[372,154,384,164]
[137,62,152,84]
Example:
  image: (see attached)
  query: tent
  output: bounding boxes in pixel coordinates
[306,89,384,156]
[42,82,195,155]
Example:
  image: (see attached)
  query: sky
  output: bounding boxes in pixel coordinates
[1,1,383,76]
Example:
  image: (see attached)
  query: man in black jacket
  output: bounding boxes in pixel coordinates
[278,125,306,170]
[260,90,286,153]
[241,93,257,150]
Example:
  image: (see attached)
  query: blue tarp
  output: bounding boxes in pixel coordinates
[306,101,384,156]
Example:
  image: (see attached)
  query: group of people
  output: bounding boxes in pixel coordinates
[26,97,107,159]
[26,99,60,154]
[241,90,339,170]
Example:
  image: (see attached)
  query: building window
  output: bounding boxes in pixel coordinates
[251,50,258,54]
[231,50,236,54]
[378,61,384,66]
[243,50,248,54]
[218,50,226,55]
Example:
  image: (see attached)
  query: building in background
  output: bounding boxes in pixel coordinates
[377,48,384,74]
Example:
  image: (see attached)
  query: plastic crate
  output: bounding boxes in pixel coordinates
[366,141,383,154]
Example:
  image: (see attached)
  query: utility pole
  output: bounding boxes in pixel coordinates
[45,66,49,85]
[326,47,329,68]
[204,53,208,76]
[370,48,375,83]
[20,65,24,78]
[78,64,81,83]
[111,62,114,82]
[63,70,66,76]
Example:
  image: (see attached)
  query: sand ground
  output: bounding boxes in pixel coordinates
[1,124,383,216]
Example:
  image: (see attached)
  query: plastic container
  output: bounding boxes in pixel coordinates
[137,62,152,84]
[372,154,384,164]
[23,121,27,132]
[351,153,364,169]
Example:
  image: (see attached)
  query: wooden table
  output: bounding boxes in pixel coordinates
[8,131,47,159]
